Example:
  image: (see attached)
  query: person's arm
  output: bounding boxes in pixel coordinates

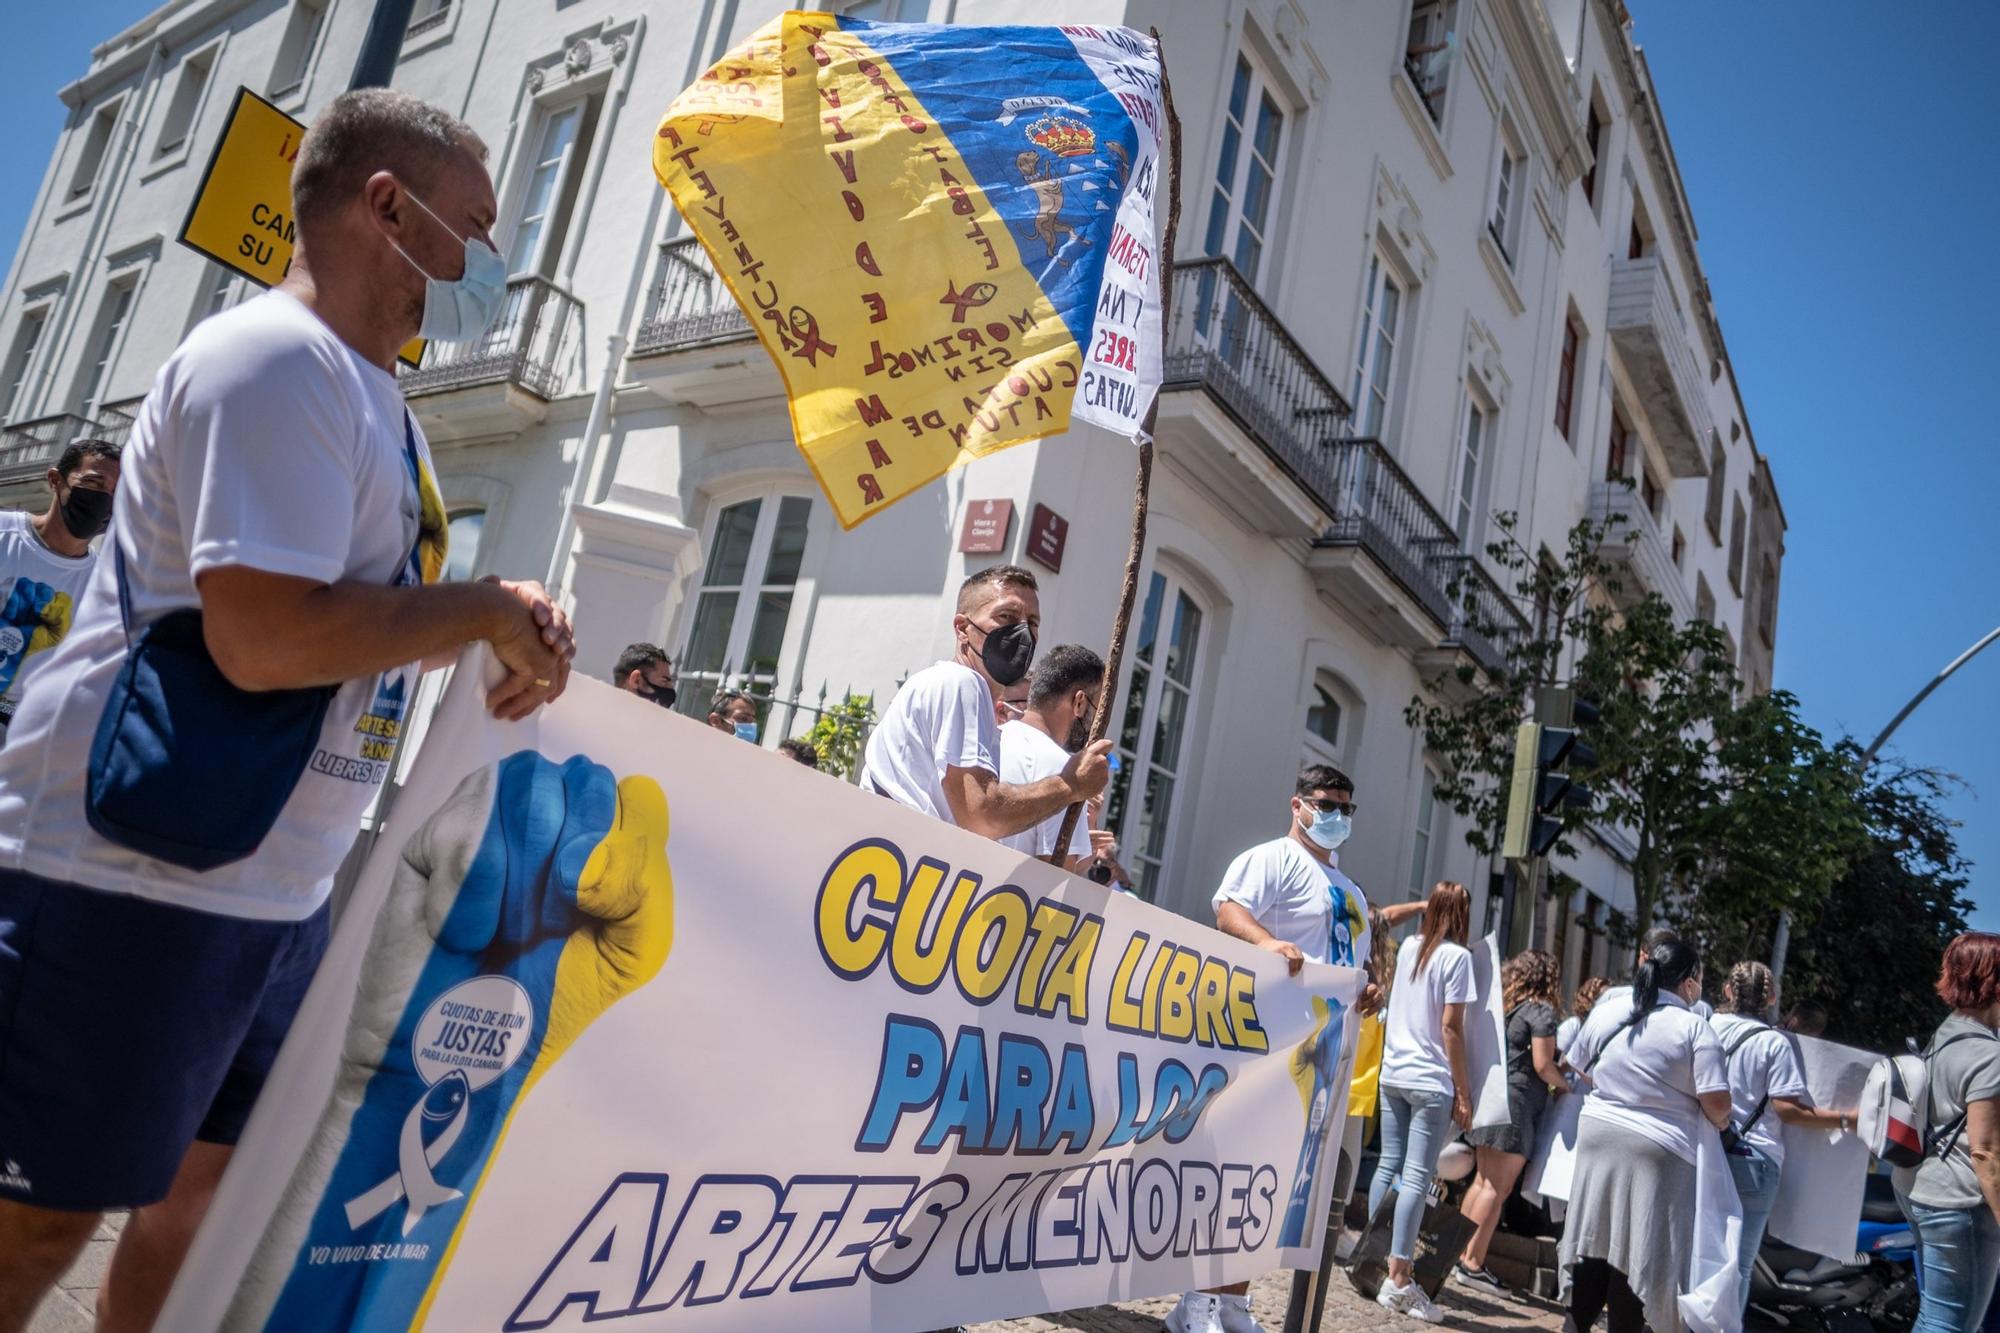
[1967,1098,2000,1226]
[1698,1089,1733,1129]
[1215,900,1303,975]
[1376,901,1425,930]
[198,567,572,720]
[939,741,1111,839]
[1531,1034,1564,1095]
[1444,1001,1472,1127]
[1772,1098,1848,1132]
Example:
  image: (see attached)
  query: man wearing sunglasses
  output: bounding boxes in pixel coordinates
[1169,763,1418,1333]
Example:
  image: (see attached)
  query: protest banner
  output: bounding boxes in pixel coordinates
[653,14,1166,530]
[1467,932,1511,1131]
[159,650,1363,1332]
[1767,1034,1875,1261]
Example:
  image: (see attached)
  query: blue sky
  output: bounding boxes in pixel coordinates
[5,3,1996,928]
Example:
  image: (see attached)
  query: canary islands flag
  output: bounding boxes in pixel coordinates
[654,13,1166,528]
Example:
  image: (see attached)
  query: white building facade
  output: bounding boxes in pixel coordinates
[0,0,1786,982]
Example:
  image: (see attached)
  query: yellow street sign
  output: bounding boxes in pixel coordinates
[178,86,425,368]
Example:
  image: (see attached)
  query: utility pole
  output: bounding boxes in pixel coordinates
[1771,622,2000,981]
[349,0,419,90]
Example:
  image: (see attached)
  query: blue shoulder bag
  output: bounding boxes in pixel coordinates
[85,414,425,871]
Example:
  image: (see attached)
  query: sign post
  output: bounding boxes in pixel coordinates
[176,86,424,367]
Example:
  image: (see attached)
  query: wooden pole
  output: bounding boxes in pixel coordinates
[1047,30,1182,869]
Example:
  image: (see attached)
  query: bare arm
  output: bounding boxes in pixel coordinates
[1444,1001,1472,1126]
[1376,901,1426,931]
[1216,900,1303,975]
[197,567,572,720]
[1699,1089,1733,1129]
[1772,1098,1847,1132]
[1968,1098,2000,1226]
[939,740,1111,839]
[1531,1034,1563,1091]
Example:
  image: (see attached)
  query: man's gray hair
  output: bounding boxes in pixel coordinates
[292,88,486,231]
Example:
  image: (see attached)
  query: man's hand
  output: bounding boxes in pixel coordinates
[482,578,575,720]
[1356,981,1385,1016]
[1260,937,1305,976]
[1087,829,1118,861]
[1061,739,1114,801]
[1451,1089,1473,1129]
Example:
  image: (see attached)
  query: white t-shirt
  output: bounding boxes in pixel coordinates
[997,719,1088,859]
[1710,1012,1809,1165]
[0,291,446,922]
[1379,934,1477,1095]
[0,511,98,739]
[1211,836,1372,969]
[860,660,1000,824]
[1567,991,1728,1163]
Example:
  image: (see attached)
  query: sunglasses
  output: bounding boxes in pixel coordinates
[1302,797,1356,816]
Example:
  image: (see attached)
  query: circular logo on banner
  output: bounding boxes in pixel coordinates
[411,975,535,1092]
[0,627,23,657]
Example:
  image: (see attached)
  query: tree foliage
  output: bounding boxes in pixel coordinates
[1780,763,1972,1053]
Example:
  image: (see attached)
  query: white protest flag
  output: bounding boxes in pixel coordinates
[161,648,1361,1332]
[1767,1033,1876,1261]
[1468,932,1511,1131]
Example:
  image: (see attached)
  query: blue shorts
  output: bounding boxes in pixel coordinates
[0,866,329,1210]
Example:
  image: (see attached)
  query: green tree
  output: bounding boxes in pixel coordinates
[1782,763,1971,1052]
[801,692,877,781]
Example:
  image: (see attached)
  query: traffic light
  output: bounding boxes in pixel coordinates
[1501,698,1600,860]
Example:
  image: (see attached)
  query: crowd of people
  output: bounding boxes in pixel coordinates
[1,83,1996,1333]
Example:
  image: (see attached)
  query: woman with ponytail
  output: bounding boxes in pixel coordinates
[1559,937,1731,1333]
[1710,960,1851,1309]
[1366,881,1476,1322]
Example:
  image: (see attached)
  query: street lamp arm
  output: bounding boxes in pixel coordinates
[1863,624,2000,764]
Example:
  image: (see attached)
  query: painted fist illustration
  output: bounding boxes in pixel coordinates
[231,752,673,1332]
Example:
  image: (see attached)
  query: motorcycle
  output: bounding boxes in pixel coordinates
[1747,1173,1918,1333]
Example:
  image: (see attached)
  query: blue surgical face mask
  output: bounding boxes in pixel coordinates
[390,185,508,342]
[1300,806,1352,852]
[734,721,760,744]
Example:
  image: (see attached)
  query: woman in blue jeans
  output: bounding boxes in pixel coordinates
[1709,960,1853,1306]
[1897,932,2000,1333]
[1366,882,1474,1323]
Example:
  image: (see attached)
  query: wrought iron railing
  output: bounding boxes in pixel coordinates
[1163,255,1355,494]
[1312,437,1459,627]
[0,413,101,484]
[400,275,581,400]
[92,396,145,448]
[1436,552,1529,676]
[1404,52,1448,125]
[406,0,451,37]
[632,237,753,355]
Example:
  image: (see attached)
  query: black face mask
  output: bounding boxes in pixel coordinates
[641,683,678,709]
[975,621,1036,688]
[58,483,113,541]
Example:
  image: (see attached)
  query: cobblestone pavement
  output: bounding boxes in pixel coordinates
[968,1266,1571,1333]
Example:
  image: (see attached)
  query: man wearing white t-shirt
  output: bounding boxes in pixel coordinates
[997,643,1122,877]
[0,439,120,742]
[1167,764,1415,1333]
[860,564,1110,840]
[0,91,576,1331]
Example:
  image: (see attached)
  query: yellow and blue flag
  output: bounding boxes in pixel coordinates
[654,13,1166,528]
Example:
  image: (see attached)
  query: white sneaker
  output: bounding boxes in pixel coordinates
[1377,1277,1447,1324]
[1216,1292,1264,1333]
[1164,1291,1224,1333]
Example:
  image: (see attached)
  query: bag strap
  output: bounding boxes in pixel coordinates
[1923,1029,2000,1159]
[1580,1014,1640,1074]
[1719,1020,1773,1140]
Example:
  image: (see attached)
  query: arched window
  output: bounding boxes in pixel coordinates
[442,508,485,582]
[1104,570,1208,901]
[1305,684,1341,751]
[678,491,814,722]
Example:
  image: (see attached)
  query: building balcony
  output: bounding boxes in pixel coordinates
[92,396,145,448]
[1606,255,1715,477]
[1431,552,1531,679]
[400,275,582,441]
[1303,438,1462,650]
[1156,256,1360,537]
[626,237,773,409]
[1589,480,1695,621]
[0,412,101,486]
